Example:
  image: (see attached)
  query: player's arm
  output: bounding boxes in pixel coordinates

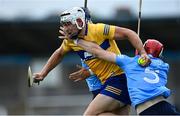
[114,26,146,55]
[76,39,116,63]
[113,26,151,65]
[33,44,70,82]
[76,39,131,66]
[97,24,147,59]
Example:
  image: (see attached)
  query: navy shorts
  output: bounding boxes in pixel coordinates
[99,74,131,104]
[140,101,180,115]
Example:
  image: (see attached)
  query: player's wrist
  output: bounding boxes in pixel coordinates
[139,49,147,55]
[40,71,47,79]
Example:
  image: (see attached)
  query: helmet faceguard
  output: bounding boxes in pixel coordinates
[135,39,164,58]
[60,7,85,30]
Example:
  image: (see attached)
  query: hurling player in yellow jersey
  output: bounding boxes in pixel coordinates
[33,7,150,115]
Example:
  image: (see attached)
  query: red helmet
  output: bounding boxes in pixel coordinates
[135,39,164,58]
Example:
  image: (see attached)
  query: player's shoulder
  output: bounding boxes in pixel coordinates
[91,23,113,33]
[149,55,169,69]
[95,23,110,28]
[88,22,106,28]
[87,23,105,36]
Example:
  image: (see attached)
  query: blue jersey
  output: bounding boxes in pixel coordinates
[81,59,102,91]
[116,54,171,107]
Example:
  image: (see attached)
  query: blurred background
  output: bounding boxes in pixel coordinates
[0,0,180,115]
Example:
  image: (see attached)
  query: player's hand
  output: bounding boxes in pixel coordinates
[58,26,71,40]
[58,26,69,39]
[69,65,91,82]
[33,73,44,83]
[139,53,151,67]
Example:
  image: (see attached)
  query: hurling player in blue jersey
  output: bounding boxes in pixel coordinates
[81,60,101,96]
[74,38,180,115]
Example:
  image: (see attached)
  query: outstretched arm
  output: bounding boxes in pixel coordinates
[33,45,69,82]
[76,39,116,63]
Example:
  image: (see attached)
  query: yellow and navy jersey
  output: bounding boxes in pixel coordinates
[61,23,124,83]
